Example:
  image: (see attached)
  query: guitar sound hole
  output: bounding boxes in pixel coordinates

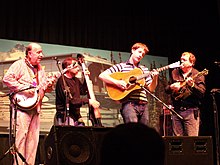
[129,76,137,84]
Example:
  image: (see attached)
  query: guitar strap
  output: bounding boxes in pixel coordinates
[35,69,39,86]
[183,72,192,80]
[24,58,38,86]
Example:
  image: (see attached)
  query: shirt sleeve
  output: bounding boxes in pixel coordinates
[3,59,33,92]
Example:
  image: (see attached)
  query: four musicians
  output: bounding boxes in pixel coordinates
[2,42,207,164]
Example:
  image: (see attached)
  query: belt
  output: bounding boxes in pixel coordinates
[179,106,197,111]
[130,100,148,105]
[179,107,187,111]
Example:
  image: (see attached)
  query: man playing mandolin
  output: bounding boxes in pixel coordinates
[3,42,57,165]
[99,42,159,126]
[165,52,207,136]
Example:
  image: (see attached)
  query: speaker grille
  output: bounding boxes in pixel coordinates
[44,125,112,165]
[163,136,214,165]
[59,131,94,164]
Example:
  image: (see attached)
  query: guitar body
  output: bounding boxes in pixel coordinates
[13,89,39,111]
[106,68,146,101]
[105,61,181,101]
[172,85,192,101]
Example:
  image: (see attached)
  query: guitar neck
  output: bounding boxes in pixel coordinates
[192,72,201,80]
[136,65,170,81]
[188,69,208,82]
[179,69,208,88]
[155,65,170,72]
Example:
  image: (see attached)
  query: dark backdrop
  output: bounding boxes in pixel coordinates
[0,0,219,139]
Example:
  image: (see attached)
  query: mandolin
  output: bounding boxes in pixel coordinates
[172,68,208,100]
[105,61,180,101]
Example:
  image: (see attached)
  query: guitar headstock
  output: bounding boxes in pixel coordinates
[199,68,209,76]
[169,61,180,69]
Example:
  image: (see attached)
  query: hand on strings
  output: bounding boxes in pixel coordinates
[151,69,159,78]
[22,88,36,96]
[83,68,90,76]
[89,99,100,109]
[170,82,181,92]
[186,77,195,87]
[45,72,60,91]
[115,80,127,90]
[47,77,57,88]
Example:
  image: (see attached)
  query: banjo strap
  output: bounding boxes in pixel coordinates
[24,58,39,87]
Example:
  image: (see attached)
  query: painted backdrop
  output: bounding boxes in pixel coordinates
[0,39,173,135]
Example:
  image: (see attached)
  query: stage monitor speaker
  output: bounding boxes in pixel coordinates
[44,125,112,165]
[163,136,214,165]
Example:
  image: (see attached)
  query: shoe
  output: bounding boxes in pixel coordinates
[75,118,85,126]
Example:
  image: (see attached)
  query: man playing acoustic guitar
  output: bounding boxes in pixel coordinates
[165,52,207,136]
[3,43,57,165]
[99,42,159,126]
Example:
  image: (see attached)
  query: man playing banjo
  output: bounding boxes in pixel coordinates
[3,42,57,165]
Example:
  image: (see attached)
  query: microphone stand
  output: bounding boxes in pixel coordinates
[138,84,184,120]
[210,89,220,165]
[55,59,72,126]
[0,87,33,165]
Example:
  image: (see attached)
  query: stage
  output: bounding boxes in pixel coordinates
[0,126,215,165]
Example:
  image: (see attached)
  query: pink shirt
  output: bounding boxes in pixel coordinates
[3,58,47,112]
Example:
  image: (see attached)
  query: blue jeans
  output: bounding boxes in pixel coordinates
[120,101,149,125]
[172,107,200,136]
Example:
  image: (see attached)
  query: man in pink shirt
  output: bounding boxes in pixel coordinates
[3,42,56,165]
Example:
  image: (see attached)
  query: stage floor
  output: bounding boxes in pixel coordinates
[0,127,215,165]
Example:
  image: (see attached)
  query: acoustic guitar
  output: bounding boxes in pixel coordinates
[106,61,180,101]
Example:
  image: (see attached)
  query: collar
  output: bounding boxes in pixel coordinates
[125,59,140,67]
[24,57,41,70]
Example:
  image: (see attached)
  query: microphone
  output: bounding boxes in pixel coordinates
[61,62,77,73]
[214,61,220,65]
[211,88,220,93]
[52,57,61,64]
[52,56,58,60]
[77,54,84,59]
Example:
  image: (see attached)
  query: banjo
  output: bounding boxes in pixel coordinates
[13,72,60,111]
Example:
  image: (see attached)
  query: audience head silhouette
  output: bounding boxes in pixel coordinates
[100,122,165,165]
